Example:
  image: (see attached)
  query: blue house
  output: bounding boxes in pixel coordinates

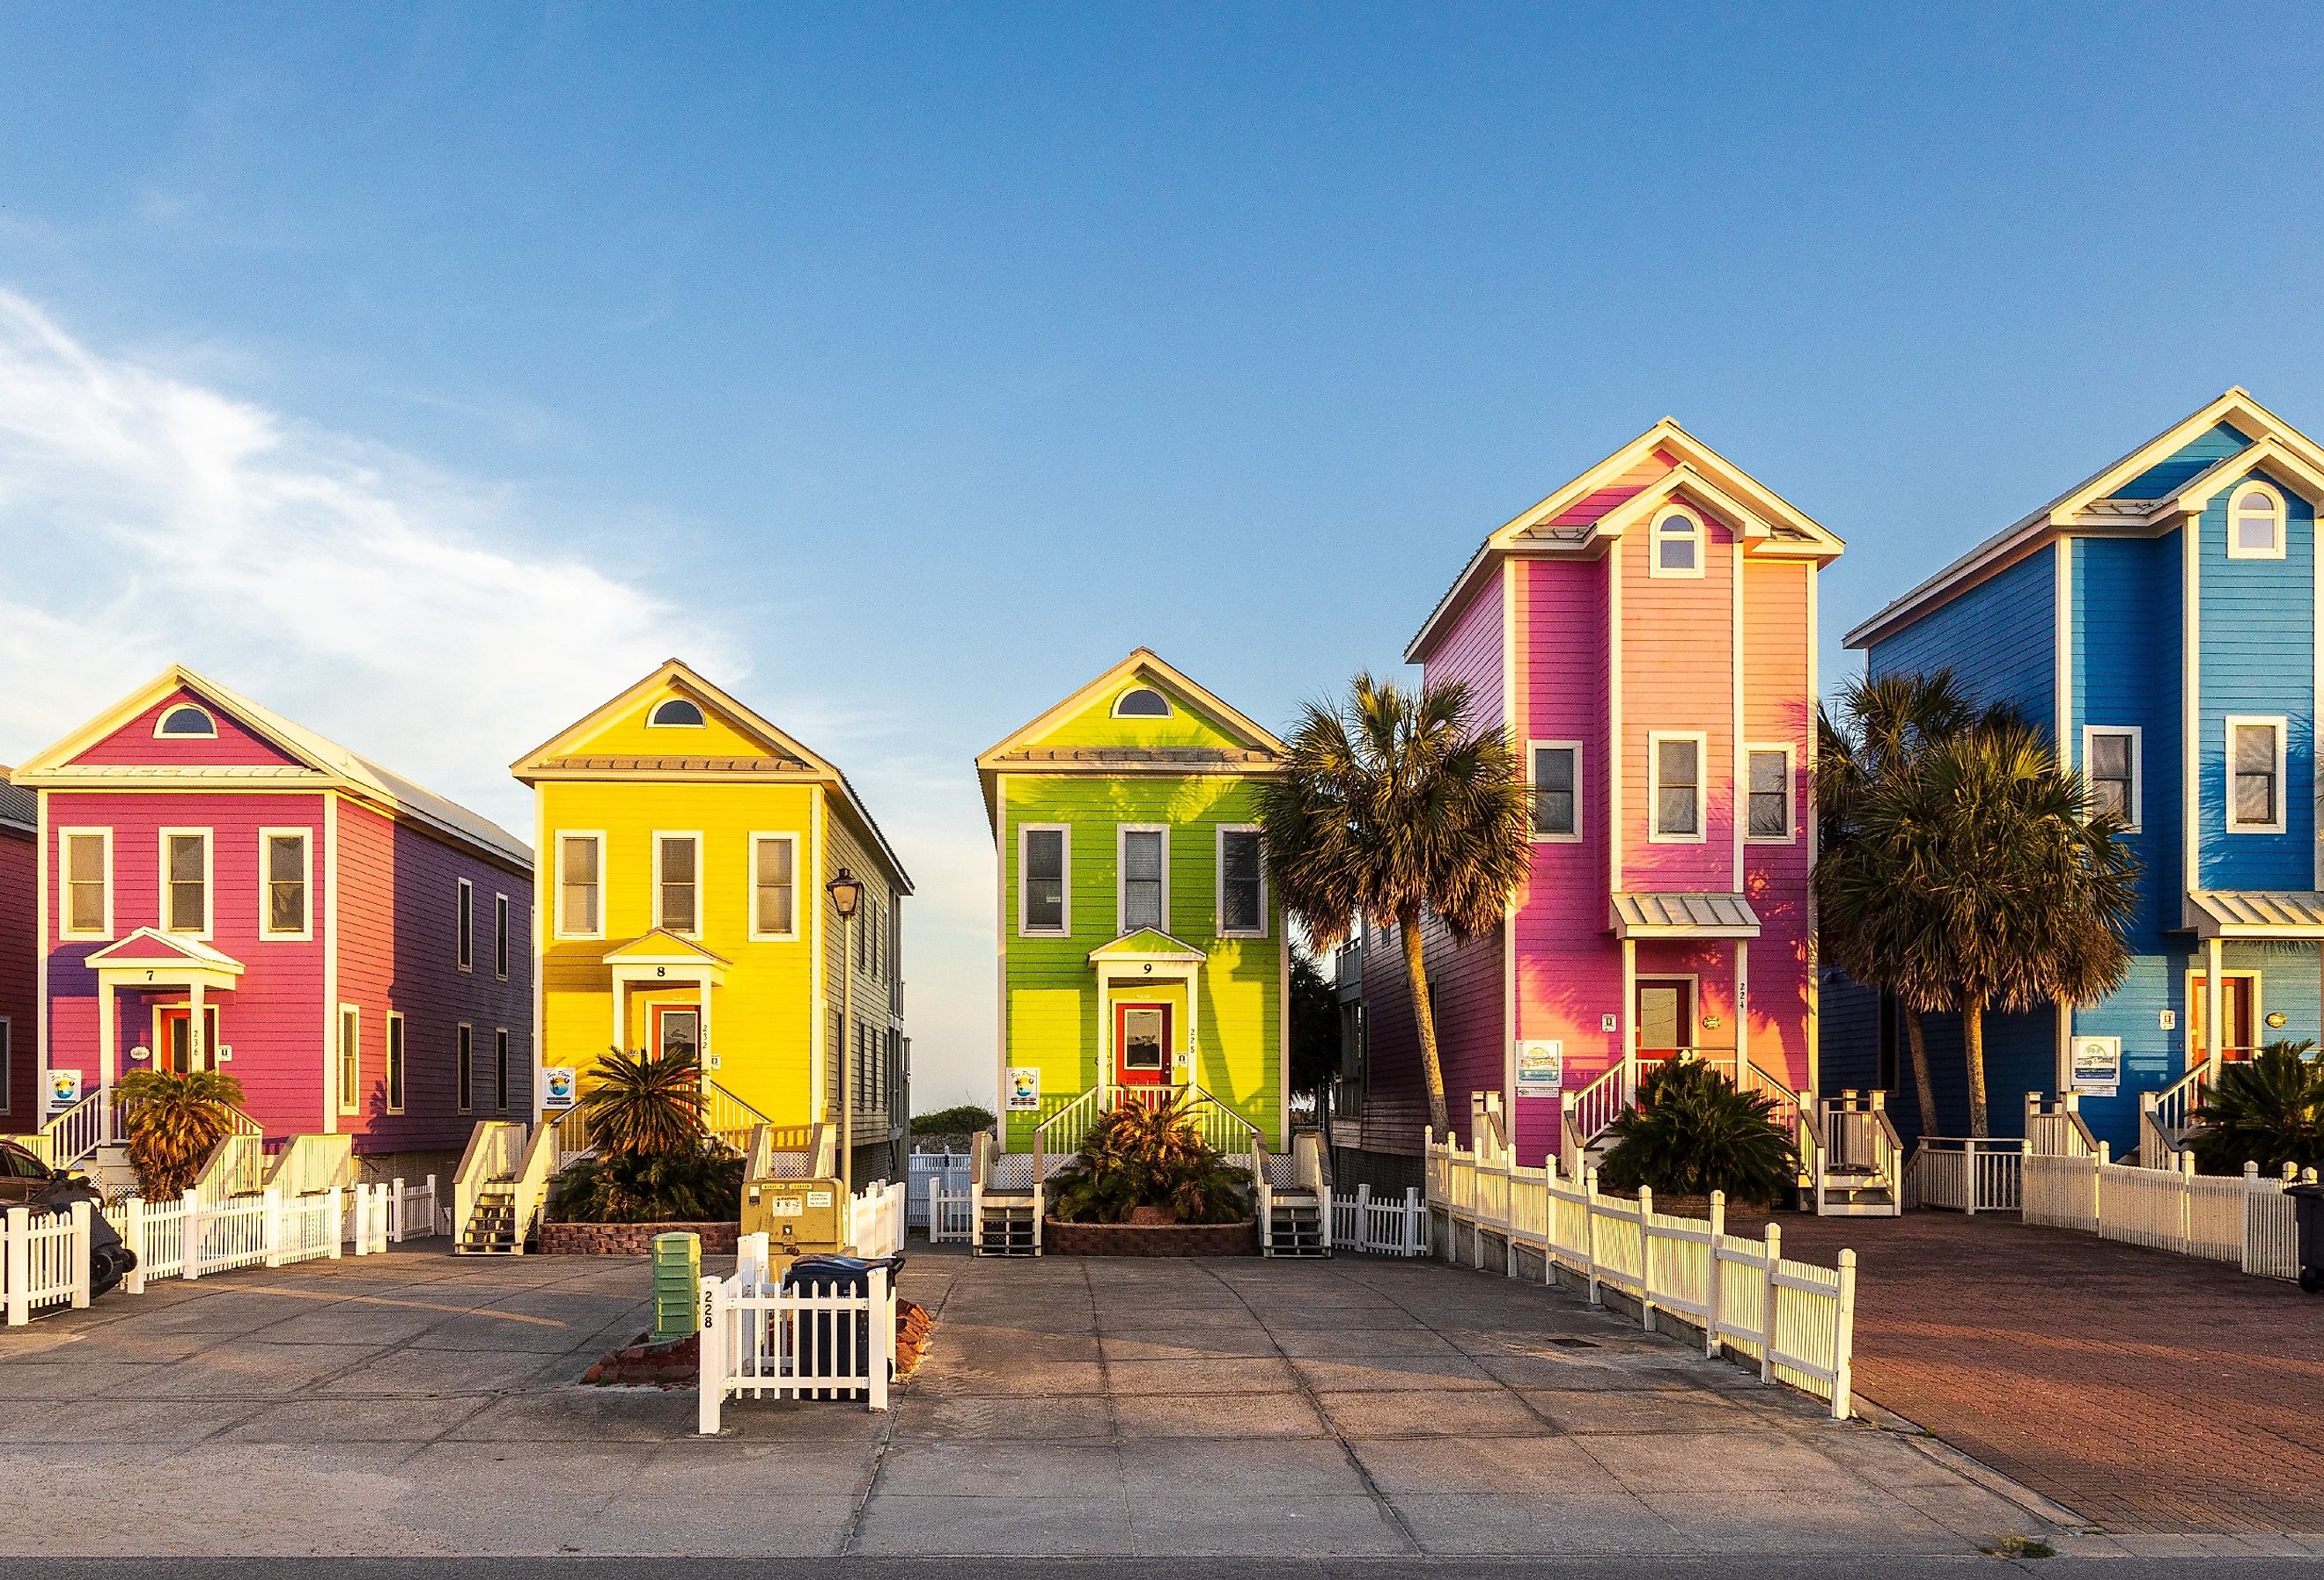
[1839,389,2324,1157]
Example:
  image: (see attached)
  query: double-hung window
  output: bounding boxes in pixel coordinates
[656,834,700,934]
[1529,743,1581,841]
[1747,748,1794,841]
[455,878,474,972]
[750,834,798,939]
[161,830,211,935]
[60,830,111,938]
[1649,734,1705,841]
[2084,727,2141,829]
[558,834,603,938]
[2227,718,2287,833]
[1120,827,1166,933]
[336,1005,360,1115]
[1218,827,1266,936]
[261,831,310,938]
[1020,826,1069,936]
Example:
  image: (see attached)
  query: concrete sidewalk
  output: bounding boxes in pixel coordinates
[0,1241,2075,1557]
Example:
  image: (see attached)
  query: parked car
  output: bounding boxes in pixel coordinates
[0,1140,137,1299]
[0,1139,58,1205]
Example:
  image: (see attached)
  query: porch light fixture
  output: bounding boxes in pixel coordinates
[826,867,863,922]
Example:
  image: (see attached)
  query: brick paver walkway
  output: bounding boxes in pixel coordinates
[1753,1210,2324,1534]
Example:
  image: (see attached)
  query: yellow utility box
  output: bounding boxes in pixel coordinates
[740,1177,846,1259]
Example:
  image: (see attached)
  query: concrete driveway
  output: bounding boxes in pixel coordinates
[0,1240,2077,1557]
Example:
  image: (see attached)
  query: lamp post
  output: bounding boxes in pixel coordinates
[827,866,864,1189]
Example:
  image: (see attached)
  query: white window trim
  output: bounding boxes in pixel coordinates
[455,877,475,973]
[2080,724,2144,833]
[651,831,704,938]
[493,892,510,981]
[2225,715,2290,834]
[157,827,215,939]
[555,831,607,941]
[336,1003,361,1117]
[2226,478,2288,561]
[1645,731,1710,844]
[1117,823,1171,936]
[1018,823,1071,937]
[647,697,709,728]
[1110,686,1174,719]
[384,1010,406,1115]
[747,832,802,942]
[58,827,114,941]
[455,1021,474,1115]
[1216,825,1269,938]
[1744,744,1798,845]
[1649,506,1707,580]
[1526,739,1585,844]
[256,827,314,942]
[152,703,217,739]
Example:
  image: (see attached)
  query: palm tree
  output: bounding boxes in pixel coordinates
[114,1068,246,1198]
[1258,672,1532,1134]
[2189,1040,2324,1176]
[578,1046,706,1158]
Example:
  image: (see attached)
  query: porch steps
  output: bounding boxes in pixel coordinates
[1813,1163,1899,1217]
[77,1143,142,1201]
[975,1194,1039,1257]
[1263,1193,1329,1257]
[457,1182,523,1255]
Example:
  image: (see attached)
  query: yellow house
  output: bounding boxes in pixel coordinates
[511,659,912,1187]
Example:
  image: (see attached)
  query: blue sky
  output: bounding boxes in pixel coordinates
[4,4,2323,1106]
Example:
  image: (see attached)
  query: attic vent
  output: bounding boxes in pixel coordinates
[649,698,706,728]
[1112,686,1172,719]
[155,704,217,739]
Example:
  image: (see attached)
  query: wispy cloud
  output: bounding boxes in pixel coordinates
[0,288,733,827]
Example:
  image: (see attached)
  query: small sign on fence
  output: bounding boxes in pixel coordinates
[2070,1036,2122,1097]
[1515,1040,1563,1098]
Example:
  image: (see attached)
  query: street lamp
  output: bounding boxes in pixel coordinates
[827,868,863,1188]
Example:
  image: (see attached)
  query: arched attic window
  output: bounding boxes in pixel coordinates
[154,703,217,739]
[1112,687,1173,719]
[649,698,707,728]
[2229,481,2287,561]
[1651,507,1704,577]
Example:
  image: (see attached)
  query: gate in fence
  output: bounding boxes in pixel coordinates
[1329,1186,1426,1256]
[908,1150,972,1230]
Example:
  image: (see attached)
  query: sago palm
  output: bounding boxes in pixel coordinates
[1596,1059,1797,1207]
[2189,1040,2324,1176]
[578,1046,706,1159]
[1258,672,1532,1134]
[114,1068,246,1199]
[1048,1093,1254,1224]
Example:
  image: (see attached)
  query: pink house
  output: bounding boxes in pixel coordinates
[1340,421,1843,1182]
[13,667,533,1179]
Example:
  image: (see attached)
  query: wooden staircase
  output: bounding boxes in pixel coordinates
[1260,1129,1331,1258]
[1803,1091,1902,1217]
[459,1182,522,1254]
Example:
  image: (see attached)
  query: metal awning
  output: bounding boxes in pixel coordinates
[2187,890,2324,938]
[1610,892,1761,939]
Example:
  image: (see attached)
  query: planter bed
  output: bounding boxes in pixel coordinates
[1041,1216,1259,1257]
[540,1219,739,1255]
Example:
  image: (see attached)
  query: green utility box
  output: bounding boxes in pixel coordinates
[651,1231,702,1342]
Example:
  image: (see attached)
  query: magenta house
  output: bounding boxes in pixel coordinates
[13,666,533,1179]
[1341,421,1843,1185]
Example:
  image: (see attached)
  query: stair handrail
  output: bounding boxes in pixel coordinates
[32,1089,110,1171]
[194,1132,268,1203]
[1032,1087,1106,1179]
[1562,1062,1631,1157]
[549,1102,593,1166]
[262,1133,355,1197]
[703,1080,776,1152]
[451,1119,529,1249]
[1291,1128,1330,1194]
[2024,1091,2099,1157]
[1738,1057,1803,1138]
[1796,1105,1827,1212]
[508,1119,562,1252]
[1176,1081,1263,1161]
[2141,1062,2212,1163]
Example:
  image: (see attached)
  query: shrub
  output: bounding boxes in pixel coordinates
[912,1104,997,1136]
[552,1143,744,1224]
[2189,1040,2324,1176]
[1596,1059,1798,1208]
[578,1046,706,1158]
[1048,1094,1253,1224]
[114,1069,247,1199]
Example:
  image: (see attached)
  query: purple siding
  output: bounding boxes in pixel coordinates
[0,827,33,1128]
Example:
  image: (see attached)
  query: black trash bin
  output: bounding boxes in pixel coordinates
[2286,1183,2324,1293]
[782,1253,906,1392]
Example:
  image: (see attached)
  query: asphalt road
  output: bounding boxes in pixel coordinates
[15,1561,2324,1579]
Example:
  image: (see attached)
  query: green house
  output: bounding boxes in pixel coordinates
[977,650,1291,1165]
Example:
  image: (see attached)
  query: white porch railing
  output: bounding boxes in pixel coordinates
[266,1134,356,1198]
[452,1120,531,1246]
[2140,1061,2214,1165]
[1330,1185,1426,1256]
[1426,1130,1858,1418]
[2,1203,92,1324]
[698,1231,894,1431]
[704,1081,777,1152]
[32,1091,111,1170]
[1904,1137,2023,1214]
[2021,1144,2313,1280]
[2026,1092,2100,1158]
[1558,1064,1630,1175]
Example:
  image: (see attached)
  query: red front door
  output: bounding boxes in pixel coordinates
[649,1003,702,1063]
[154,1005,221,1075]
[1114,1003,1170,1088]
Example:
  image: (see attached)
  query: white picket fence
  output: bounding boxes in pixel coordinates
[2022,1148,2312,1281]
[926,1180,974,1244]
[849,1179,908,1259]
[107,1181,401,1295]
[1427,1132,1858,1418]
[1330,1186,1427,1257]
[907,1150,972,1229]
[384,1175,445,1242]
[1904,1138,2024,1214]
[699,1230,896,1431]
[2,1203,93,1324]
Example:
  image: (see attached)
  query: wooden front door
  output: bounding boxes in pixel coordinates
[154,1004,221,1075]
[2189,974,2257,1064]
[1114,1003,1170,1088]
[651,1003,702,1063]
[1635,979,1694,1064]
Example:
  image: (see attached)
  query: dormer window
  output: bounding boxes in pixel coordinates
[1112,687,1173,719]
[155,703,217,739]
[649,698,706,728]
[2229,481,2286,560]
[1651,508,1704,577]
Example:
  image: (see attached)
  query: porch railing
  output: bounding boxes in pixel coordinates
[1815,1091,1903,1212]
[1559,1063,1631,1174]
[2026,1092,2100,1158]
[31,1091,110,1171]
[704,1081,776,1152]
[1904,1136,2022,1213]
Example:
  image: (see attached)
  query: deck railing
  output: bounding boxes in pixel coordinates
[32,1091,111,1171]
[1904,1137,2022,1213]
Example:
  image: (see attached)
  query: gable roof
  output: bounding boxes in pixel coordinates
[603,929,735,967]
[85,927,246,973]
[513,658,911,893]
[13,666,529,868]
[1408,418,1843,662]
[1087,927,1208,964]
[1845,388,2324,650]
[0,768,31,835]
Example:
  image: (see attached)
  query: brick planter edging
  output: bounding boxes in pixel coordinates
[1041,1216,1259,1257]
[540,1220,739,1255]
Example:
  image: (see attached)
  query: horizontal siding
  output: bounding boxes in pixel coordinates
[1869,545,2056,734]
[70,688,305,768]
[1423,571,1504,730]
[2198,474,2315,888]
[1743,556,1814,1093]
[1621,516,1738,890]
[0,829,32,1128]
